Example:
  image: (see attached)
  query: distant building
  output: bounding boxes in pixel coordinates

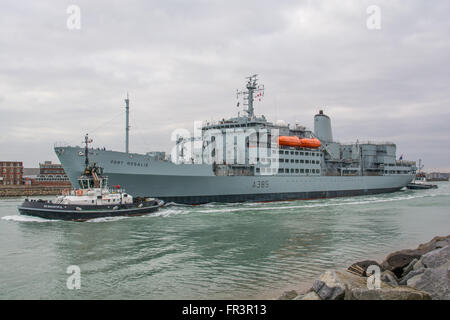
[23,161,72,187]
[22,168,40,185]
[0,161,23,185]
[426,172,449,181]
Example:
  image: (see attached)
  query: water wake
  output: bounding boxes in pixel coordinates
[86,216,130,223]
[157,190,450,216]
[1,215,55,223]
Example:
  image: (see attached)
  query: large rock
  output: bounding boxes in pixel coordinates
[402,258,418,277]
[403,245,450,300]
[407,262,449,300]
[312,270,346,300]
[349,286,431,300]
[413,259,424,271]
[381,235,450,277]
[381,251,422,278]
[297,291,322,300]
[398,267,425,285]
[416,236,450,252]
[277,290,298,300]
[312,269,431,300]
[381,270,398,286]
[419,245,450,269]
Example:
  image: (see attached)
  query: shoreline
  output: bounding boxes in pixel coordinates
[273,235,449,300]
[253,240,422,300]
[0,185,68,197]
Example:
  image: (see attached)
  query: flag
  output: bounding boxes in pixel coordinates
[399,154,403,160]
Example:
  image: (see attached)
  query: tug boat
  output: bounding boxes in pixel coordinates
[18,135,164,221]
[406,172,438,190]
[406,160,437,190]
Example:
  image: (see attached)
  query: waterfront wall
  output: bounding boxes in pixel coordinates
[0,185,68,197]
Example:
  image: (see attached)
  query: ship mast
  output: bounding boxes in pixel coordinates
[125,93,130,153]
[84,133,92,168]
[236,74,264,119]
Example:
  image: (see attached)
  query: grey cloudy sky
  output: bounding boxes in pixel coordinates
[0,0,449,170]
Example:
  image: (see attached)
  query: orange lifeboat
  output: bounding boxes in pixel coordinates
[299,138,321,148]
[278,136,321,149]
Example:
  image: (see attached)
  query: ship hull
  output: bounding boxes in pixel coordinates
[149,187,403,204]
[55,147,415,205]
[18,199,164,221]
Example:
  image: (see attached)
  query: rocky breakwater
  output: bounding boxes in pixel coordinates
[278,235,449,300]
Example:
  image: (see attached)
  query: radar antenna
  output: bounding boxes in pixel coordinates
[236,74,264,119]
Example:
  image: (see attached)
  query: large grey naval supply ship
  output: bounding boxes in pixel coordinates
[55,75,416,204]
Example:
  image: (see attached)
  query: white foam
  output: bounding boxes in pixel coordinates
[190,192,445,214]
[1,215,55,223]
[86,216,129,223]
[145,208,190,218]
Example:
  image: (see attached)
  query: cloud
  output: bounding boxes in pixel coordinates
[0,0,449,170]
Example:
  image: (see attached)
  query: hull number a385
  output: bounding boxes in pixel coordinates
[253,180,269,188]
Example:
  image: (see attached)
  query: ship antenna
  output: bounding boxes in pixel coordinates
[125,92,130,153]
[236,74,264,119]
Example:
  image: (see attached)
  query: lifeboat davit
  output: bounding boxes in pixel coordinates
[278,136,321,149]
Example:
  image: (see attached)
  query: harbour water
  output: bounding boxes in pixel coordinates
[1,183,449,300]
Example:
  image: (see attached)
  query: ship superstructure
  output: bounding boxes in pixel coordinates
[54,75,416,204]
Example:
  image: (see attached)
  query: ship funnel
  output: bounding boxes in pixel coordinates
[314,110,333,142]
